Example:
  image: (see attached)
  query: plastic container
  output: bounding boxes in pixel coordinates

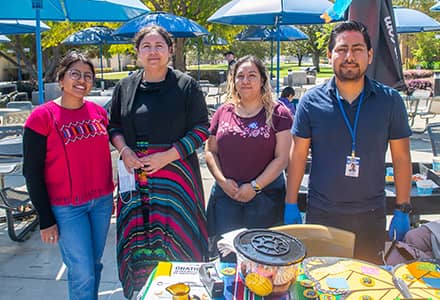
[433,156,440,173]
[385,167,394,183]
[416,180,433,195]
[234,229,306,296]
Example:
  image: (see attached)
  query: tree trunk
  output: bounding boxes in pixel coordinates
[44,47,62,83]
[297,52,303,67]
[173,38,186,72]
[312,53,321,72]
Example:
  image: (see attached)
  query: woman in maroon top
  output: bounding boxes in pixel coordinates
[205,55,293,258]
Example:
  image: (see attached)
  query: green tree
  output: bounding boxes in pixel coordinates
[393,0,439,69]
[283,40,310,67]
[297,24,330,72]
[413,32,440,69]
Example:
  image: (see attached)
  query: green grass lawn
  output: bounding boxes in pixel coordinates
[188,62,333,78]
[102,71,131,80]
[102,63,334,80]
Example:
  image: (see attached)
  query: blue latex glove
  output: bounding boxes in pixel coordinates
[388,209,410,241]
[284,203,302,224]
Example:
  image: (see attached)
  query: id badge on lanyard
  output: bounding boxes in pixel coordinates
[336,89,364,178]
[345,155,360,177]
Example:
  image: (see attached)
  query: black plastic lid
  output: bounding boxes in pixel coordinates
[233,229,306,266]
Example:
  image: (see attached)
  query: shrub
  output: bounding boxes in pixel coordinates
[124,64,137,71]
[403,69,433,80]
[96,67,113,73]
[405,78,433,95]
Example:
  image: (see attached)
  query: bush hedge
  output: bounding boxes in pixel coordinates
[403,70,433,80]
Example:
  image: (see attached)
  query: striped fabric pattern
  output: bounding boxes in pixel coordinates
[117,143,208,299]
[173,125,209,159]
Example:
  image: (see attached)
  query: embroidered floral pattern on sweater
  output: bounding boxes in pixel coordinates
[217,120,271,138]
[60,119,108,144]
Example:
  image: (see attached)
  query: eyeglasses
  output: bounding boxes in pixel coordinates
[67,69,94,83]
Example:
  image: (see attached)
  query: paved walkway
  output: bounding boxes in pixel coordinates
[0,111,437,300]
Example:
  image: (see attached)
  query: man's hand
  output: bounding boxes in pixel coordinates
[388,209,410,241]
[284,203,302,224]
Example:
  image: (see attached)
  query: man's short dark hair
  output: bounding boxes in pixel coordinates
[281,86,295,98]
[224,51,234,56]
[328,20,372,52]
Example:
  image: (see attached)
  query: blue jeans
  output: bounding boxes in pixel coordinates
[52,194,113,300]
[207,173,286,237]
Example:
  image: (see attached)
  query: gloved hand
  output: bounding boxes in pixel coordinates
[284,203,302,224]
[388,209,410,241]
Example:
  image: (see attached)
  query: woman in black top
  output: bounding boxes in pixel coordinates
[108,25,209,299]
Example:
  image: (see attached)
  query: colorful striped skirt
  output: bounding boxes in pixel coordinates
[116,142,208,298]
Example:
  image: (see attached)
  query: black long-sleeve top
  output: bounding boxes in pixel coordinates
[22,127,56,229]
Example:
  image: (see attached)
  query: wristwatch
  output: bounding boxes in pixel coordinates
[251,180,262,192]
[395,203,413,214]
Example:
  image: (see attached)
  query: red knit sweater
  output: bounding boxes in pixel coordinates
[25,100,114,206]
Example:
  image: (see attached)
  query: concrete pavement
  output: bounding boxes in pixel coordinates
[0,112,438,300]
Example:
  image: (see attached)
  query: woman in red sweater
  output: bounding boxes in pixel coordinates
[23,50,114,300]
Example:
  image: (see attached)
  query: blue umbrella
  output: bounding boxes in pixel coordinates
[62,26,131,80]
[202,35,228,46]
[0,0,149,104]
[208,0,333,25]
[237,25,308,78]
[0,35,10,43]
[431,2,440,12]
[208,0,335,94]
[0,20,51,81]
[394,7,440,33]
[114,12,210,38]
[236,25,308,41]
[0,20,50,34]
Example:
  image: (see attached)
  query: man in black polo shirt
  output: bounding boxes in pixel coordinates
[284,21,412,264]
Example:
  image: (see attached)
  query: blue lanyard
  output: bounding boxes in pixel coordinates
[335,89,365,158]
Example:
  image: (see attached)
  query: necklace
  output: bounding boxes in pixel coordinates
[236,103,263,118]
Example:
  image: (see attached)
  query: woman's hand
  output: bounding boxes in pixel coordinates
[40,224,59,244]
[140,152,172,175]
[121,148,144,172]
[234,183,256,203]
[218,178,239,199]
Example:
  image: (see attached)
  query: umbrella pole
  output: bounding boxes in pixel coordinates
[197,40,201,81]
[276,22,281,95]
[35,8,44,104]
[100,44,104,90]
[270,40,274,80]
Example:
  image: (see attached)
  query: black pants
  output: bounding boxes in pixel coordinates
[206,174,286,260]
[306,206,386,264]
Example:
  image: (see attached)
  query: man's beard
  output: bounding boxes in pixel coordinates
[335,64,366,82]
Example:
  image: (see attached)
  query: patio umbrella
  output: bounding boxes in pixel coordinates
[236,25,308,42]
[113,12,209,38]
[236,25,309,78]
[0,20,50,34]
[0,20,51,81]
[62,26,131,80]
[431,2,440,12]
[0,0,149,104]
[208,0,335,94]
[349,0,405,90]
[202,35,228,46]
[0,35,10,43]
[394,7,440,33]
